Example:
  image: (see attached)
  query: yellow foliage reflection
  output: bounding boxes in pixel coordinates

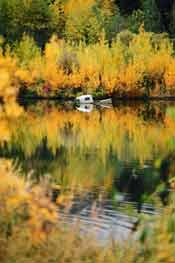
[0,101,175,193]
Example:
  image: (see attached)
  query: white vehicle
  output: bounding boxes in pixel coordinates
[75,95,94,104]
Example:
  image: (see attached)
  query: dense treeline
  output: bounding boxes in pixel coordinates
[0,0,175,47]
[117,0,175,36]
[118,0,174,33]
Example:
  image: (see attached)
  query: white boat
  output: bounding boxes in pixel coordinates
[75,95,94,104]
[97,98,112,108]
[98,98,112,105]
[75,95,112,108]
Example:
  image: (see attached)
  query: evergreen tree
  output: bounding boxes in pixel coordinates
[170,1,175,37]
[142,0,163,32]
[117,0,141,15]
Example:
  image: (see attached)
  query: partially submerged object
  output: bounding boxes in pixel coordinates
[75,95,112,106]
[98,98,112,105]
[96,98,112,108]
[75,95,94,104]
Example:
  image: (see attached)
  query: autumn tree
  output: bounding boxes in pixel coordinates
[64,0,120,44]
[170,1,175,37]
[95,0,122,40]
[0,0,61,46]
[64,0,101,44]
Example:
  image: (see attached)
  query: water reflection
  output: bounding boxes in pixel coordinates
[76,103,94,112]
[0,100,175,238]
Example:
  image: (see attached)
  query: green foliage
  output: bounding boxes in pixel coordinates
[0,0,60,46]
[0,0,173,46]
[48,0,66,39]
[13,35,41,67]
[94,0,123,40]
[126,10,144,33]
[64,0,124,44]
[0,0,24,41]
[64,1,101,44]
[141,0,162,32]
[170,1,175,38]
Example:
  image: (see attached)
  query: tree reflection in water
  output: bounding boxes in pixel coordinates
[0,100,174,222]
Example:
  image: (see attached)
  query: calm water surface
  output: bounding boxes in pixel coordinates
[1,100,175,240]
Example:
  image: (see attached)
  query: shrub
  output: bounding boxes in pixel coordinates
[58,48,80,74]
[117,30,135,46]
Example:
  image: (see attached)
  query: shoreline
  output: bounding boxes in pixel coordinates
[17,94,175,102]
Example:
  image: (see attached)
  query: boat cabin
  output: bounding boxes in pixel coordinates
[75,95,94,104]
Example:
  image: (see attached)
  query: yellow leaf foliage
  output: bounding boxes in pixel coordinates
[0,29,175,97]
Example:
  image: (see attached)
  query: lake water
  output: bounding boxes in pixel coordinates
[1,100,175,241]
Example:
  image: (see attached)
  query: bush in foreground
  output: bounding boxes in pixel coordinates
[0,159,175,262]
